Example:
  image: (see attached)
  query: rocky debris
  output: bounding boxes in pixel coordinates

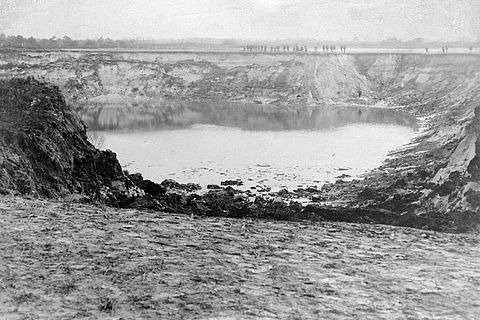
[127,173,164,196]
[277,188,292,196]
[160,178,201,192]
[119,179,445,230]
[295,186,321,194]
[256,185,271,193]
[311,195,325,203]
[220,179,244,186]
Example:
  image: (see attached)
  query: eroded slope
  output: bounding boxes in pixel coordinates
[0,78,137,200]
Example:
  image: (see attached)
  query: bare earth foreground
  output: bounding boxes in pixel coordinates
[1,196,479,319]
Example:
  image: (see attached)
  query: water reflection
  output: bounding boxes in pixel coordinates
[76,100,418,132]
[79,100,419,190]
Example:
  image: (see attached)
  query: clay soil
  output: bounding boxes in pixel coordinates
[1,196,479,319]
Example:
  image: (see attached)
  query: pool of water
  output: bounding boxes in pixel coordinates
[80,101,418,191]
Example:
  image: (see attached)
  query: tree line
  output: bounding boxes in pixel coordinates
[0,34,172,50]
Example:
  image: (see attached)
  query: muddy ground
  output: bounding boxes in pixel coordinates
[1,195,479,320]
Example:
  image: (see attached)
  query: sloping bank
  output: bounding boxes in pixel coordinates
[0,52,479,231]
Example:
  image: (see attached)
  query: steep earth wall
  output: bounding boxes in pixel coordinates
[1,50,479,231]
[357,55,480,230]
[0,51,377,105]
[1,51,477,107]
[0,78,141,201]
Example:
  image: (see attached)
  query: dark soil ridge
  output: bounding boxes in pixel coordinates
[0,78,138,201]
[0,53,479,231]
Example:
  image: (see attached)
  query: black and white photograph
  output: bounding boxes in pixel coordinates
[0,0,479,318]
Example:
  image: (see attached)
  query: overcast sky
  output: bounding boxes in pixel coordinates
[1,0,479,41]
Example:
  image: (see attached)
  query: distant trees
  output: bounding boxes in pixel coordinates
[61,36,76,48]
[0,35,152,50]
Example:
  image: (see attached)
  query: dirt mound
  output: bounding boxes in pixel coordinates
[0,78,137,201]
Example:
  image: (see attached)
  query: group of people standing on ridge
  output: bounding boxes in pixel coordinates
[245,45,475,54]
[242,44,347,54]
[424,47,449,53]
[424,47,467,54]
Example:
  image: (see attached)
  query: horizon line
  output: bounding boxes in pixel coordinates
[1,34,480,44]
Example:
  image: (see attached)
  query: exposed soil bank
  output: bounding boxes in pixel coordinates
[0,78,140,201]
[1,50,479,106]
[1,51,480,231]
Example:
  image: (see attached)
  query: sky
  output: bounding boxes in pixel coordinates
[0,0,479,41]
